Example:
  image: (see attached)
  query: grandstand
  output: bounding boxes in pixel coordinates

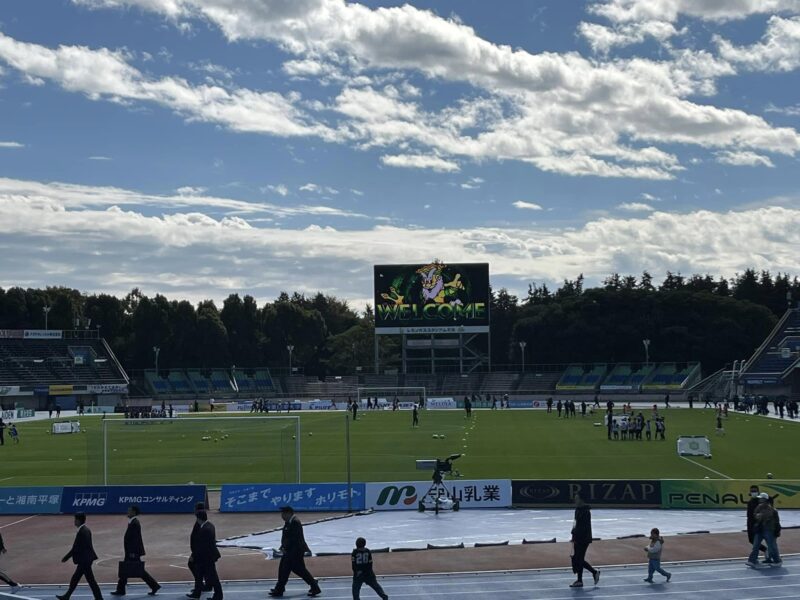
[0,335,126,386]
[739,305,800,396]
[555,363,609,391]
[640,362,701,390]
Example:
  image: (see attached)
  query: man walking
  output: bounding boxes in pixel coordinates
[111,505,160,596]
[57,513,103,600]
[187,503,211,595]
[187,511,222,600]
[269,506,321,597]
[0,531,21,591]
[569,494,600,588]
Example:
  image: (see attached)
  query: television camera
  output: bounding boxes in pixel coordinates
[415,454,462,514]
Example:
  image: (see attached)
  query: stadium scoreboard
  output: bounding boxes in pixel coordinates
[374,262,489,334]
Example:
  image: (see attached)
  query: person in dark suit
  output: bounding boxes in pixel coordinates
[269,506,321,598]
[57,513,103,600]
[188,503,212,594]
[111,505,160,596]
[187,511,222,600]
[569,494,600,588]
[0,531,21,590]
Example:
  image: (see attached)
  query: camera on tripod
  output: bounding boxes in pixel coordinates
[415,454,462,513]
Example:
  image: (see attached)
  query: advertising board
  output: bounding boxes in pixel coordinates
[661,479,800,509]
[365,479,511,510]
[512,480,662,508]
[220,483,365,512]
[374,262,489,334]
[23,329,63,339]
[60,485,206,514]
[426,397,456,409]
[0,487,63,514]
[87,383,129,394]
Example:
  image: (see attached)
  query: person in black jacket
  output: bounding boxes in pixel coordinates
[188,503,212,594]
[569,494,600,588]
[746,485,775,560]
[269,506,321,598]
[0,531,20,590]
[57,513,103,600]
[111,505,160,596]
[351,537,388,600]
[187,511,222,600]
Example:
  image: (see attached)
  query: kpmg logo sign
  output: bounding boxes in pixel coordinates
[72,492,107,508]
[513,480,662,507]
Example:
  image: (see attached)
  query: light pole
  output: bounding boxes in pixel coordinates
[287,344,294,374]
[43,306,52,330]
[153,346,160,376]
[642,339,651,367]
[519,340,527,372]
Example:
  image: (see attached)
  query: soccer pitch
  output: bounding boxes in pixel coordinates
[3,409,798,487]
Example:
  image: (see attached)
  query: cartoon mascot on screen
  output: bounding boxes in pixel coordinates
[416,261,465,306]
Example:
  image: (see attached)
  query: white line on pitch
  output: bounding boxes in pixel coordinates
[0,477,15,482]
[680,455,731,479]
[0,515,36,529]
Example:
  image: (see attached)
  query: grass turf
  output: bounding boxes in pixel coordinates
[2,409,798,486]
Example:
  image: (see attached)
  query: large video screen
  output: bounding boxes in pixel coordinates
[374,262,490,334]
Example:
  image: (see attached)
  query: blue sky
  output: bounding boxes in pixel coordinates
[1,0,799,309]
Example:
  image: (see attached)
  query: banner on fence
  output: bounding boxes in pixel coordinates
[365,479,511,510]
[512,480,662,508]
[220,483,365,512]
[661,479,800,509]
[426,397,456,409]
[0,487,63,514]
[60,485,206,514]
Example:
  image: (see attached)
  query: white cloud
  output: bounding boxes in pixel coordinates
[461,177,485,189]
[351,189,364,196]
[88,155,112,160]
[588,0,800,24]
[0,32,335,140]
[617,201,655,212]
[513,200,544,211]
[765,103,800,116]
[715,150,776,167]
[579,20,681,53]
[50,0,800,180]
[381,154,460,173]
[176,185,207,195]
[2,175,799,306]
[262,184,289,196]
[716,16,800,72]
[0,141,24,148]
[299,183,320,193]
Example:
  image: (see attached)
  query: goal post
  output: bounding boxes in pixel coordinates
[356,386,427,407]
[98,416,300,486]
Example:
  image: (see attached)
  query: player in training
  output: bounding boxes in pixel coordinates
[412,404,419,427]
[351,537,388,600]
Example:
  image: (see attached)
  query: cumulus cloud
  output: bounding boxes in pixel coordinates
[617,202,655,211]
[48,0,800,180]
[513,201,544,211]
[381,154,460,173]
[579,20,681,53]
[715,150,776,167]
[716,16,800,72]
[1,175,799,305]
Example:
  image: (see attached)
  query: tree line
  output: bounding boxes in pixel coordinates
[0,268,797,376]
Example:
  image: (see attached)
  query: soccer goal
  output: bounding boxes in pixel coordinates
[96,416,300,486]
[357,386,426,408]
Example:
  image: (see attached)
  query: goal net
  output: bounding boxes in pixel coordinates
[95,416,300,485]
[677,435,712,457]
[357,386,426,408]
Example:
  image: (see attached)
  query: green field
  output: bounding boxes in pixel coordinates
[2,409,799,487]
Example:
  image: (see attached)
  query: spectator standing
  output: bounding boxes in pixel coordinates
[187,503,211,595]
[747,493,782,567]
[57,513,103,600]
[351,537,388,600]
[269,506,321,597]
[569,494,600,588]
[643,528,671,583]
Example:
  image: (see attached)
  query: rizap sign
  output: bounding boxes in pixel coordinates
[366,480,511,510]
[512,480,662,508]
[662,480,800,509]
